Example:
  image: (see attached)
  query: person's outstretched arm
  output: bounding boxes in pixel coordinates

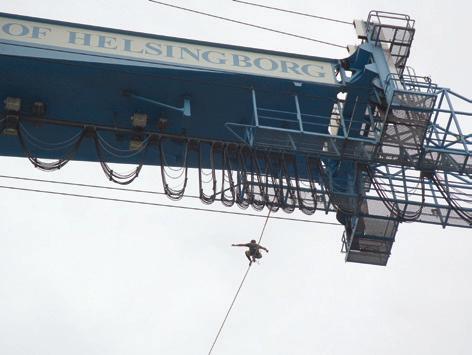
[259,244,269,252]
[232,243,248,247]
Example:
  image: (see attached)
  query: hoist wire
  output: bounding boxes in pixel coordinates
[0,183,339,225]
[207,209,271,355]
[147,0,346,48]
[207,265,251,355]
[232,0,352,25]
[258,208,271,243]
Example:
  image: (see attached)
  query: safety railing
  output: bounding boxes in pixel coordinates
[226,89,382,160]
[366,11,415,74]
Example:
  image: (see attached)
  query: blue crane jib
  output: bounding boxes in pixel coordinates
[0,16,336,84]
[1,10,471,266]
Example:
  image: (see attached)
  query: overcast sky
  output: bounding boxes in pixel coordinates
[0,1,471,355]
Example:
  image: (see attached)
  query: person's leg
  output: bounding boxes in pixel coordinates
[255,251,262,259]
[245,250,252,262]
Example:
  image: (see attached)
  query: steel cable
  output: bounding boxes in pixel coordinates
[0,183,340,224]
[232,0,352,25]
[207,208,271,355]
[147,0,346,48]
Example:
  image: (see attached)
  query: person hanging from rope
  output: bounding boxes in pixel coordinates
[232,239,269,266]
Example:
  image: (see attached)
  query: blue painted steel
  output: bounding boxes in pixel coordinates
[1,11,472,266]
[0,12,340,170]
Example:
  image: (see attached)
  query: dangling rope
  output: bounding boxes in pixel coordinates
[207,209,271,355]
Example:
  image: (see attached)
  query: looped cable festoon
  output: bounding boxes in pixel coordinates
[94,132,146,185]
[18,125,87,172]
[432,172,472,225]
[365,166,426,222]
[198,141,218,204]
[159,136,189,200]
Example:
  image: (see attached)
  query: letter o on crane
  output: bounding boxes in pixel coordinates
[254,57,278,71]
[2,23,29,37]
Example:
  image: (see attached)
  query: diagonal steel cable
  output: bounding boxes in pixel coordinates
[147,0,346,48]
[207,209,271,355]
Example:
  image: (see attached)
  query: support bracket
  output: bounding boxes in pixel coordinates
[124,91,191,117]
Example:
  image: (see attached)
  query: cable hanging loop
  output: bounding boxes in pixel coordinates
[159,137,190,200]
[93,134,145,185]
[366,167,426,222]
[17,125,87,172]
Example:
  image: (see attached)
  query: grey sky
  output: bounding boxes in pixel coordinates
[0,1,471,355]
